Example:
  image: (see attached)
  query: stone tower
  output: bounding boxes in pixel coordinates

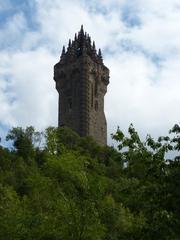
[54,26,109,145]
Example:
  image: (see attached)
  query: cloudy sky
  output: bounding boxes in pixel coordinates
[0,0,180,145]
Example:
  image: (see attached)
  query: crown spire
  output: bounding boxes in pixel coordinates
[59,26,104,62]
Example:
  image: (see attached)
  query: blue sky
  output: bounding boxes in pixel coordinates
[0,0,180,146]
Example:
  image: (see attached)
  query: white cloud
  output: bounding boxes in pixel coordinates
[0,13,27,50]
[129,3,180,57]
[105,51,180,142]
[0,0,180,145]
[0,49,58,128]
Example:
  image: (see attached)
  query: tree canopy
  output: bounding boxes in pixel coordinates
[0,124,179,240]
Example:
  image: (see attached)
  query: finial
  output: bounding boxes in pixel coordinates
[98,48,102,59]
[75,33,77,41]
[68,39,71,47]
[79,25,84,36]
[62,45,65,53]
[93,41,96,50]
[61,45,65,59]
[80,24,84,32]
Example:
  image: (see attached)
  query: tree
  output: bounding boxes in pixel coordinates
[0,124,179,239]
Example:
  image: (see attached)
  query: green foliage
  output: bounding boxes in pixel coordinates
[6,126,42,160]
[0,124,179,239]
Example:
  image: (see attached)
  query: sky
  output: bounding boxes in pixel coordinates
[0,0,180,145]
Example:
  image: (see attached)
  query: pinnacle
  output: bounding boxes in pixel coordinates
[75,33,77,41]
[68,39,71,47]
[93,41,95,48]
[60,46,66,60]
[62,46,65,54]
[80,24,84,32]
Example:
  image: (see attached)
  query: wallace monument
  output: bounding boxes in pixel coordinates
[54,26,109,145]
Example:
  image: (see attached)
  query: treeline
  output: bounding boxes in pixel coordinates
[0,125,180,240]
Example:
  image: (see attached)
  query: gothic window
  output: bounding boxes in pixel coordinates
[95,100,98,111]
